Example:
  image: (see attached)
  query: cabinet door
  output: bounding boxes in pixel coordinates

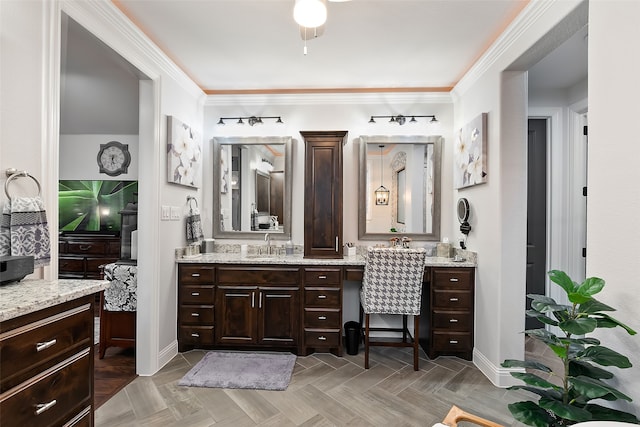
[302,131,346,258]
[258,287,299,345]
[215,286,256,344]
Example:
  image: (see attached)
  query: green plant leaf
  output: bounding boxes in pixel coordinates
[525,328,562,345]
[569,337,600,346]
[529,295,570,313]
[525,310,560,326]
[512,372,561,390]
[502,359,552,373]
[569,360,613,379]
[539,397,593,422]
[568,292,593,305]
[548,270,578,295]
[508,401,556,427]
[577,277,605,297]
[579,346,632,368]
[507,385,564,401]
[584,403,640,423]
[580,298,615,314]
[570,376,633,401]
[595,313,638,335]
[560,317,598,335]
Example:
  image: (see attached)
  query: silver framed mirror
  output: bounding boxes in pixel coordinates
[359,135,442,241]
[212,136,292,240]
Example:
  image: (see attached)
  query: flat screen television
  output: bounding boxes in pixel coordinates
[59,180,138,234]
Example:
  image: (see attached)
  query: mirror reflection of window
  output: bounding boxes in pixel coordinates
[397,168,406,224]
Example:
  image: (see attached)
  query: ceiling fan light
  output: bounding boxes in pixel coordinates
[294,0,327,28]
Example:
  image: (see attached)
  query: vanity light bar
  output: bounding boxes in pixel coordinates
[368,115,438,126]
[217,116,284,126]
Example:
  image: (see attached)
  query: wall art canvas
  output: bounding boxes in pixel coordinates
[455,112,487,189]
[167,116,202,188]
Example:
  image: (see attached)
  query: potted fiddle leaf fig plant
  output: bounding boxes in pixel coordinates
[502,270,639,426]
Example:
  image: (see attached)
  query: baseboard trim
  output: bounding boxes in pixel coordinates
[473,348,524,388]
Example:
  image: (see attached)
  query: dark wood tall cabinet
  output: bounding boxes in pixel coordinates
[301,131,347,258]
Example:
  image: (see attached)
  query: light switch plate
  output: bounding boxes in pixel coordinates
[170,206,181,220]
[161,205,170,220]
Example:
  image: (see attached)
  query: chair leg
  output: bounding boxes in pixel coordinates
[364,313,370,369]
[413,315,420,371]
[402,315,408,342]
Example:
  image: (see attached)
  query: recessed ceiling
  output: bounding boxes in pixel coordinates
[113,0,530,93]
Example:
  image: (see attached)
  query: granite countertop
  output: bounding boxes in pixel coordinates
[0,279,109,322]
[176,252,477,268]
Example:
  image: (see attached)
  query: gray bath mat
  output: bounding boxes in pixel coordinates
[178,351,296,391]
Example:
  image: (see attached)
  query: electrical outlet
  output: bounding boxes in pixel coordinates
[161,205,170,220]
[170,206,181,220]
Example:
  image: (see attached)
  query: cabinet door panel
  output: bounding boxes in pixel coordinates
[215,287,256,344]
[259,289,299,344]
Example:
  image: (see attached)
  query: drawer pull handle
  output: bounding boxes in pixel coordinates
[449,297,459,302]
[449,278,459,282]
[79,245,91,251]
[318,336,327,341]
[318,316,327,320]
[191,273,201,277]
[191,333,200,337]
[36,339,57,352]
[191,292,200,296]
[191,313,200,317]
[318,275,327,279]
[317,295,327,299]
[449,319,458,323]
[35,400,57,415]
[449,340,459,344]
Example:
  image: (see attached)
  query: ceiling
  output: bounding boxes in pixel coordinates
[112,0,535,93]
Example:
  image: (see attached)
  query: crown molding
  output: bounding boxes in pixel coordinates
[60,0,205,102]
[452,0,556,98]
[204,91,452,107]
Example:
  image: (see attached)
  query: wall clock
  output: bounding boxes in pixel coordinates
[97,141,131,176]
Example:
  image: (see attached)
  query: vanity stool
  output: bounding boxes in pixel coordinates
[99,262,137,358]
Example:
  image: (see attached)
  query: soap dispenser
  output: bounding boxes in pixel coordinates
[285,240,294,256]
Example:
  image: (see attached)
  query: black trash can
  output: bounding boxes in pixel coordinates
[344,321,361,355]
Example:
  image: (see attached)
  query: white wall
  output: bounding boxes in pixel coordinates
[59,134,139,179]
[588,0,640,411]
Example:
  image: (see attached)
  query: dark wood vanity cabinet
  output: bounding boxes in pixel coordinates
[0,295,95,426]
[302,131,347,258]
[215,266,300,350]
[428,267,475,360]
[59,234,120,279]
[177,264,216,352]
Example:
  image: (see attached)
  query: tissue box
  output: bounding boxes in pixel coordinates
[344,246,356,257]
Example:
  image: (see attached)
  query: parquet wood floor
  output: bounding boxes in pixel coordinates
[94,345,137,409]
[95,345,533,426]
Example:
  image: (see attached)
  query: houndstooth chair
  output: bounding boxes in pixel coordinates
[360,247,427,370]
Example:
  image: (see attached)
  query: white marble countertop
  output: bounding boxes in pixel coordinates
[176,252,477,268]
[0,279,109,322]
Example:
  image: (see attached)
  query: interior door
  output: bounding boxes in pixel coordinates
[526,119,548,329]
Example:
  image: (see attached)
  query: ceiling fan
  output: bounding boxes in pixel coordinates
[294,0,351,41]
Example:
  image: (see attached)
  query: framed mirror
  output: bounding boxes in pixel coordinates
[359,135,442,241]
[212,136,292,240]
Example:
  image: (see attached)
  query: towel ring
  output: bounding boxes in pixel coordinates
[187,195,198,210]
[4,169,42,199]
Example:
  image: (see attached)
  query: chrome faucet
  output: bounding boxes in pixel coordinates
[261,233,272,255]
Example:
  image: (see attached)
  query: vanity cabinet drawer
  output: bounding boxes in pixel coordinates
[304,308,341,328]
[431,269,473,290]
[180,285,215,304]
[218,267,299,285]
[304,268,341,285]
[179,265,215,284]
[304,329,340,347]
[179,326,214,346]
[432,290,473,309]
[304,288,341,307]
[66,241,107,255]
[179,305,214,324]
[432,310,472,331]
[0,349,92,427]
[432,331,472,353]
[58,257,85,274]
[0,303,92,393]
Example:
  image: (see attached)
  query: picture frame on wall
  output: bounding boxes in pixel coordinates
[454,112,488,189]
[167,116,202,188]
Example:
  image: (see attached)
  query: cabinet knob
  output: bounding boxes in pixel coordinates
[317,295,327,299]
[36,339,57,352]
[191,313,200,317]
[449,340,459,344]
[318,336,327,341]
[449,319,458,323]
[191,273,201,277]
[318,275,327,279]
[191,333,200,337]
[35,400,57,415]
[318,316,327,320]
[449,297,459,302]
[449,278,459,282]
[191,292,200,296]
[79,245,91,251]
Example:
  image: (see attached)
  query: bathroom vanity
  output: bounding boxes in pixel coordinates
[177,252,476,359]
[0,279,108,426]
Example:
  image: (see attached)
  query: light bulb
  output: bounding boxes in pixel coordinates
[294,0,327,28]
